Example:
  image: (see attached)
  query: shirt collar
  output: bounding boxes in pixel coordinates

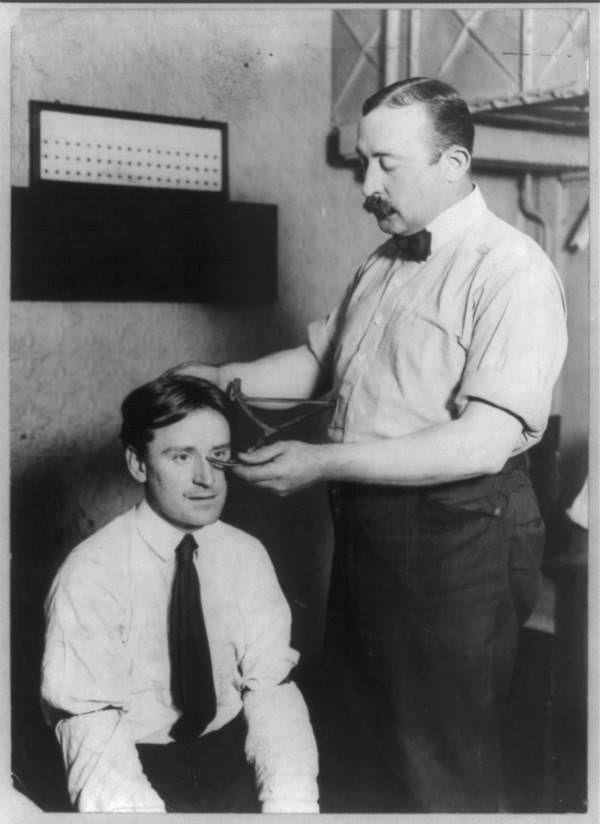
[134,498,218,562]
[425,184,487,255]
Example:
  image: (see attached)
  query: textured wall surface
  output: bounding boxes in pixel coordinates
[10,10,383,805]
[9,6,589,811]
[10,7,383,655]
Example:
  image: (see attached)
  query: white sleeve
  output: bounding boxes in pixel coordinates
[456,245,567,442]
[55,711,165,812]
[41,556,165,812]
[238,543,319,813]
[244,684,319,813]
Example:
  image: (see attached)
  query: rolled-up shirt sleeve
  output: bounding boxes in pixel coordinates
[41,556,164,812]
[239,542,319,813]
[455,244,567,445]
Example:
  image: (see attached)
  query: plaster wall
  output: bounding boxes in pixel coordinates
[9,7,590,811]
[10,7,382,657]
[10,5,589,664]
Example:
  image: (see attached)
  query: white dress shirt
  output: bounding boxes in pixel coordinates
[308,186,567,451]
[41,499,319,813]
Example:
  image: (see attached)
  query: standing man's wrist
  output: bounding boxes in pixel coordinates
[315,441,347,484]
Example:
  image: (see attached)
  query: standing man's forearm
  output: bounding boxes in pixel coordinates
[172,344,326,401]
[232,401,525,494]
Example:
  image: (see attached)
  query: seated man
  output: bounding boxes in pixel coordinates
[41,375,319,813]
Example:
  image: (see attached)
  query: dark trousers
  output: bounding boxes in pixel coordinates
[325,455,544,813]
[136,711,259,813]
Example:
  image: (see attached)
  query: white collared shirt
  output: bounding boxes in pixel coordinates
[308,186,567,451]
[41,500,319,813]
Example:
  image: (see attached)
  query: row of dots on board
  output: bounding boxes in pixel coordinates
[43,155,218,173]
[42,139,219,160]
[42,169,220,185]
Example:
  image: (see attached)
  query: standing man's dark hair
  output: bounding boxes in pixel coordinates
[120,374,235,455]
[362,76,474,160]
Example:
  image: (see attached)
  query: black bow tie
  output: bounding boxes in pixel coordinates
[394,229,432,262]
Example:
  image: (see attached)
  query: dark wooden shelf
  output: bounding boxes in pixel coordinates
[11,183,277,303]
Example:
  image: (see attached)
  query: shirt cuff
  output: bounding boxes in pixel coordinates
[457,367,548,438]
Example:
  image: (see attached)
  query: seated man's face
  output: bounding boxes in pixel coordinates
[127,407,231,531]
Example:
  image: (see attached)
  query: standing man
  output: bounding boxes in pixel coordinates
[172,78,567,811]
[41,375,319,813]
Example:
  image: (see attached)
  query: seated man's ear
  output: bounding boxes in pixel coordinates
[126,446,147,484]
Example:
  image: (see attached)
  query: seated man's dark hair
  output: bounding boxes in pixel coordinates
[362,76,474,158]
[120,374,234,454]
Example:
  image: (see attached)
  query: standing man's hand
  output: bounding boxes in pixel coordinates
[160,361,219,384]
[232,441,326,495]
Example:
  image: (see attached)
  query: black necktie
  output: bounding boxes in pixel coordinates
[394,229,432,262]
[168,533,216,742]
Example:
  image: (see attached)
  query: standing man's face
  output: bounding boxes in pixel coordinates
[357,102,448,236]
[126,407,231,531]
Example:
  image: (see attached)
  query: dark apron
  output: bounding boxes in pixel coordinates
[325,454,544,812]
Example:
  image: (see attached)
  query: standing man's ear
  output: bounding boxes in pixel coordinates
[125,446,147,484]
[441,145,471,182]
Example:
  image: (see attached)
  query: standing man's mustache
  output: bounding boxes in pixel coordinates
[363,195,396,217]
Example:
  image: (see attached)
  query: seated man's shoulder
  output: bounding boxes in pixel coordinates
[209,520,271,565]
[54,509,134,588]
[211,519,264,550]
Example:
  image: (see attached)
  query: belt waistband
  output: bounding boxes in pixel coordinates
[330,451,528,503]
